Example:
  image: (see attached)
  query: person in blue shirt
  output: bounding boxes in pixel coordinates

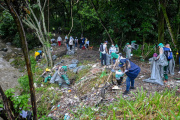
[112,56,141,95]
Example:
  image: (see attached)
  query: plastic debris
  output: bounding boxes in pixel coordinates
[71,59,79,64]
[112,85,121,90]
[68,64,77,69]
[52,55,57,61]
[64,113,70,120]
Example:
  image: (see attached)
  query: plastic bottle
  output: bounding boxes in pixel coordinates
[64,113,70,120]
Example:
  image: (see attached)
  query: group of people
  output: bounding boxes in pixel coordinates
[100,41,179,95]
[64,35,90,50]
[99,41,140,95]
[143,43,176,85]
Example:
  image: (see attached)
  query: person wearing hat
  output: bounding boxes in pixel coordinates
[35,50,43,61]
[112,55,141,95]
[156,43,168,81]
[99,41,108,66]
[109,44,117,64]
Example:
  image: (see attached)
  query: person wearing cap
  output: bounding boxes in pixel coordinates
[112,55,141,95]
[154,43,168,81]
[75,37,78,47]
[123,43,132,59]
[35,50,43,61]
[100,41,108,66]
[109,44,117,64]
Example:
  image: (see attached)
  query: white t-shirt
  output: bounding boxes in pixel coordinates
[51,38,55,42]
[65,36,68,40]
[57,36,62,42]
[109,46,116,54]
[101,44,107,54]
[86,41,89,45]
[75,38,78,43]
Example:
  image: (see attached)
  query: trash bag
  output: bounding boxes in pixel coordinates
[61,74,70,85]
[106,54,111,65]
[143,55,168,86]
[52,55,57,61]
[166,57,175,75]
[68,64,77,69]
[66,50,75,55]
[73,65,86,73]
[50,71,58,83]
[72,59,79,64]
[51,43,57,46]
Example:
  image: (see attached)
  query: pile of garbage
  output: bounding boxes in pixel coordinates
[66,46,75,55]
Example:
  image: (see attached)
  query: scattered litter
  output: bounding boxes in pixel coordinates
[51,43,57,46]
[71,59,79,64]
[112,85,121,90]
[68,64,77,69]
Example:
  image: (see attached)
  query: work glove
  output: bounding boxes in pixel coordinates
[111,69,115,73]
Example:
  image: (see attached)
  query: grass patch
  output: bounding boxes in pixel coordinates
[72,87,180,119]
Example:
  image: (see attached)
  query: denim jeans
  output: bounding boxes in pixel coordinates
[79,43,82,49]
[101,53,106,65]
[66,44,69,48]
[75,43,77,47]
[126,76,134,91]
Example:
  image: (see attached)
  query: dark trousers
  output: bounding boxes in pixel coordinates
[70,45,73,50]
[101,53,106,65]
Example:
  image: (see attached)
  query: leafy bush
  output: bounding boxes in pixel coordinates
[5,88,31,113]
[18,56,36,93]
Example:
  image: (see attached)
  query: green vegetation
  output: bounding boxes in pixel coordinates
[5,88,30,113]
[72,87,180,119]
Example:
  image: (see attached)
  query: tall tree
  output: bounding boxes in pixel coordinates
[3,0,37,119]
[23,0,53,67]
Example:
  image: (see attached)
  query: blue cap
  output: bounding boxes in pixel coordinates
[119,59,127,67]
[105,41,108,43]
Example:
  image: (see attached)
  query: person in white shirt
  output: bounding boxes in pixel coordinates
[57,36,62,46]
[85,38,89,49]
[51,38,55,44]
[69,38,74,50]
[109,44,116,54]
[109,44,117,64]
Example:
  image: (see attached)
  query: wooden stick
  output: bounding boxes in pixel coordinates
[105,56,120,83]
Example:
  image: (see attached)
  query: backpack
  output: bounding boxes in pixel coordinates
[163,47,173,60]
[100,44,104,52]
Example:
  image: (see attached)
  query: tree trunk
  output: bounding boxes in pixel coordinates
[158,8,164,43]
[160,1,176,48]
[4,0,37,119]
[0,85,14,120]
